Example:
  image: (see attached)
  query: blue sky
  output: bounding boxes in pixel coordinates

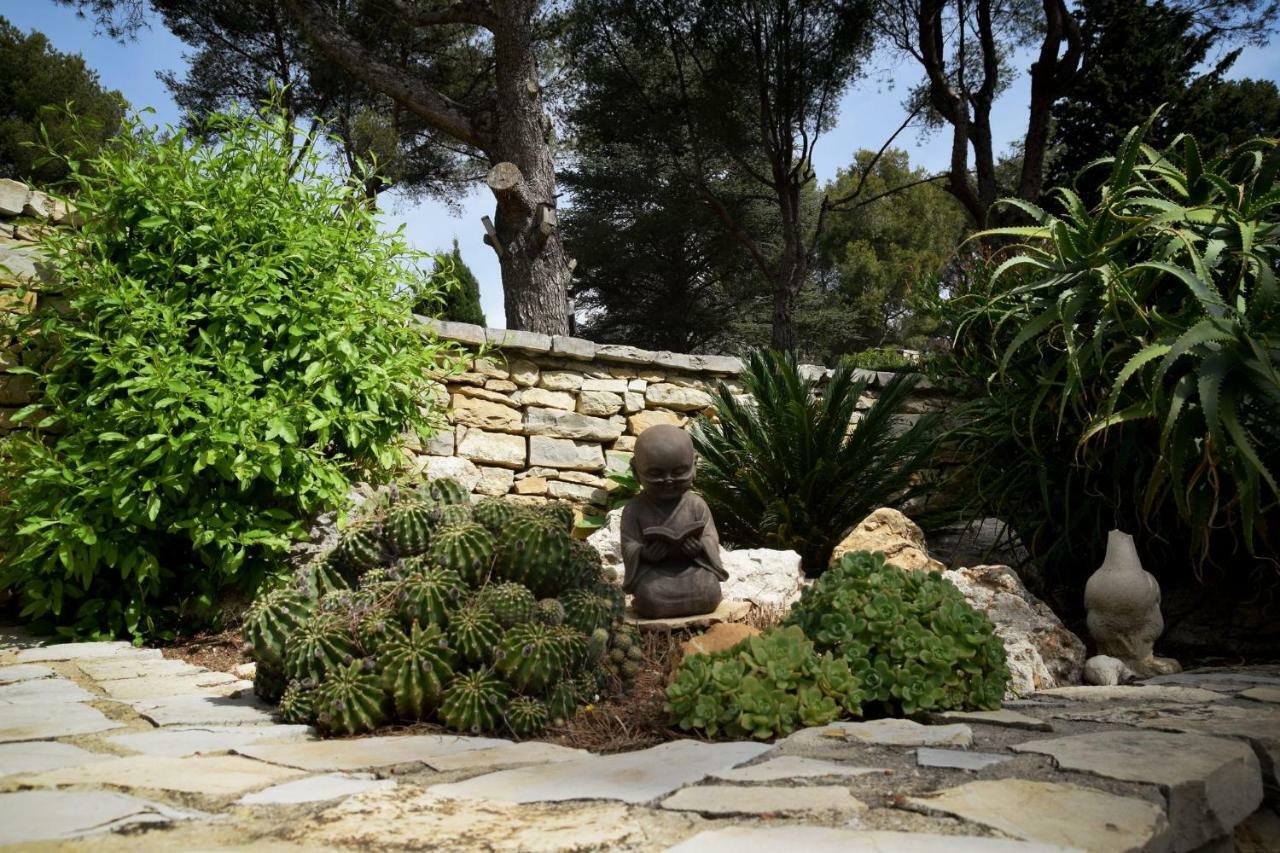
[8,2,1279,327]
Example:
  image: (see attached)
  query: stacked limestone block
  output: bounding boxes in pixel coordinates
[409,318,953,508]
[0,179,76,436]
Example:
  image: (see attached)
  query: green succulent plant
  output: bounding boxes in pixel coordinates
[383,500,436,557]
[505,696,550,736]
[395,564,464,628]
[477,581,538,628]
[473,497,527,534]
[314,660,389,736]
[426,522,496,587]
[283,610,360,685]
[440,667,509,734]
[245,481,633,739]
[242,586,313,667]
[665,625,860,739]
[379,621,454,720]
[425,477,470,506]
[277,680,316,725]
[785,550,1010,714]
[446,599,503,665]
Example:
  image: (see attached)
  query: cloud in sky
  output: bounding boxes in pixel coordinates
[10,2,1279,328]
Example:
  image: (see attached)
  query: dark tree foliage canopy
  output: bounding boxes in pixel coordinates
[567,0,876,351]
[0,16,125,186]
[1048,0,1280,195]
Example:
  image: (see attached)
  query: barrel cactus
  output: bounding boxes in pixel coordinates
[243,479,636,738]
[440,667,509,734]
[379,622,454,720]
[383,500,436,557]
[505,696,550,736]
[425,522,496,587]
[314,660,389,736]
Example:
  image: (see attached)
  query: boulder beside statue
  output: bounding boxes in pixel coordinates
[1083,529,1181,680]
[621,425,728,619]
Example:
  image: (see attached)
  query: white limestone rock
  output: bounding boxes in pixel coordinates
[943,564,1086,697]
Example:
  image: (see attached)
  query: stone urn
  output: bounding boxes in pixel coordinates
[1083,530,1180,678]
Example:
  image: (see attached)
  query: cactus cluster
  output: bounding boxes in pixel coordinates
[242,479,632,738]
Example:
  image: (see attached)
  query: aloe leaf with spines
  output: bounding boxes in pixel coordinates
[948,116,1279,576]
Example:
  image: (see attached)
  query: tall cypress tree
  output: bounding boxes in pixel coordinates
[420,239,486,327]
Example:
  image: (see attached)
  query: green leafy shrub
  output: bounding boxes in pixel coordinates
[784,551,1009,715]
[0,106,462,640]
[665,625,862,739]
[242,481,630,737]
[693,349,940,573]
[942,118,1279,592]
[841,346,917,372]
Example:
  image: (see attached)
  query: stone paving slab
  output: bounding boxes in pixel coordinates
[710,755,889,782]
[0,701,126,742]
[1241,686,1280,704]
[300,786,655,850]
[661,784,866,817]
[1012,729,1262,852]
[905,779,1170,853]
[1036,685,1224,704]
[235,734,511,771]
[236,772,396,805]
[132,693,277,726]
[77,657,205,681]
[0,789,210,845]
[76,657,205,681]
[916,747,1010,771]
[422,740,590,771]
[15,642,164,662]
[932,709,1053,731]
[0,676,97,705]
[0,741,115,777]
[18,753,307,796]
[665,826,1079,852]
[106,724,316,757]
[98,673,250,702]
[430,740,771,804]
[0,663,55,684]
[783,719,973,750]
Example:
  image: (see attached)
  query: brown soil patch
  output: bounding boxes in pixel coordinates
[161,627,248,674]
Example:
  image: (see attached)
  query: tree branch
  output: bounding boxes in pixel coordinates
[281,0,490,153]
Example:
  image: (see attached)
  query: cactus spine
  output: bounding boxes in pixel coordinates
[446,600,503,665]
[505,696,549,737]
[477,582,538,628]
[383,501,435,557]
[495,622,572,694]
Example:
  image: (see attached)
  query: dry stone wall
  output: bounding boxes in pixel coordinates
[0,179,74,431]
[410,317,951,506]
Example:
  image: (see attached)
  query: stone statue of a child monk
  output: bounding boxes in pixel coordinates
[621,424,728,618]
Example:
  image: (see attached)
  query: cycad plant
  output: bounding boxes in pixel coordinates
[692,350,940,573]
[948,114,1279,576]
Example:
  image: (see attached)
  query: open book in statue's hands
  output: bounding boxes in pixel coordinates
[641,518,706,545]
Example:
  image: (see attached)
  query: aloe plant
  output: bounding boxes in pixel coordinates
[952,114,1279,568]
[692,349,940,573]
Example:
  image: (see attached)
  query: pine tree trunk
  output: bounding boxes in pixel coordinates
[489,0,570,335]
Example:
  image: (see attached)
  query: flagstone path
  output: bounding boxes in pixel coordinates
[1,624,1277,852]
